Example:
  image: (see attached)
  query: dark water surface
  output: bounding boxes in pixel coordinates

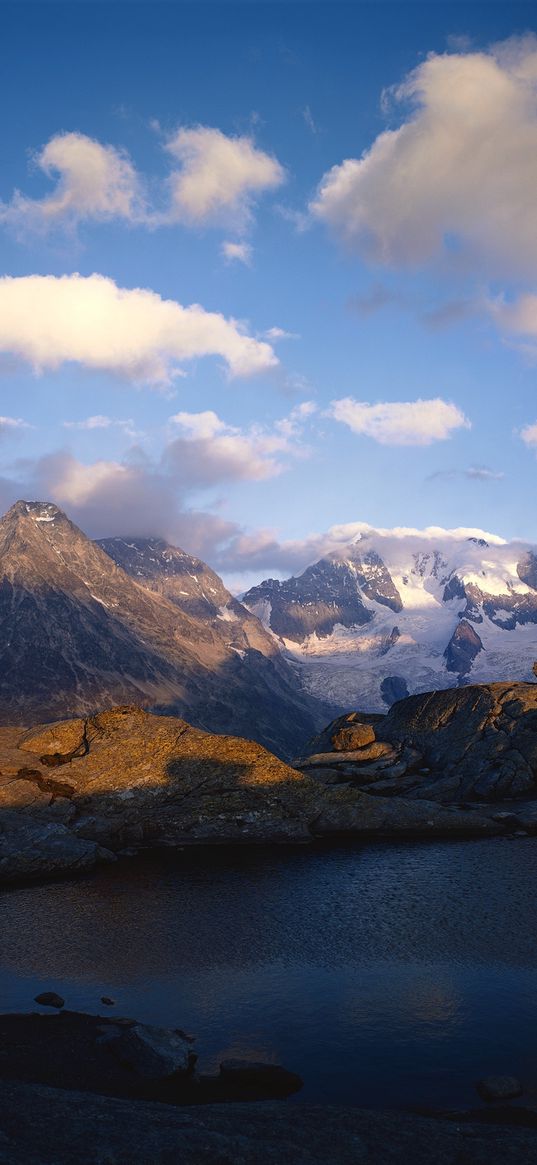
[2,838,537,1109]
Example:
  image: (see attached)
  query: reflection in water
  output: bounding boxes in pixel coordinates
[2,838,537,1108]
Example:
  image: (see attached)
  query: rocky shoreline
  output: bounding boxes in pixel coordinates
[4,684,537,884]
[1,1007,537,1163]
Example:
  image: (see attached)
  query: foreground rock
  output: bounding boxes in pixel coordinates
[0,703,514,884]
[8,693,537,882]
[1,1082,536,1164]
[300,682,537,804]
[0,1011,301,1104]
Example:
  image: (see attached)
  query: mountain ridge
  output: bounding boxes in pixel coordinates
[0,500,328,757]
[242,529,537,711]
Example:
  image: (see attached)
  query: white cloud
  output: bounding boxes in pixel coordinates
[0,416,31,432]
[63,415,141,439]
[0,126,285,240]
[488,293,537,358]
[212,520,510,578]
[166,403,314,485]
[221,240,253,265]
[0,132,145,233]
[45,455,129,506]
[311,36,537,276]
[520,421,537,448]
[164,126,285,228]
[465,465,505,480]
[263,326,300,341]
[329,397,470,445]
[0,273,278,385]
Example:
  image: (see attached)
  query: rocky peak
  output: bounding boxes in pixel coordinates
[444,618,484,675]
[0,500,330,756]
[97,535,231,620]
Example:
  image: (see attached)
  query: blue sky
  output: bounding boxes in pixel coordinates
[1,1,537,586]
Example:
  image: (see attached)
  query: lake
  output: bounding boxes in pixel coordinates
[1,837,537,1110]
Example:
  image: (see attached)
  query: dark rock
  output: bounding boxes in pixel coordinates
[100,997,115,1006]
[34,993,64,1009]
[107,1022,194,1080]
[380,675,409,706]
[444,619,484,675]
[219,1059,303,1097]
[476,1076,523,1101]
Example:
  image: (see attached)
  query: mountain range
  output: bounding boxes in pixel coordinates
[3,501,537,750]
[0,501,326,757]
[242,531,537,711]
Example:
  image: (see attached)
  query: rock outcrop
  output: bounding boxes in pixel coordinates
[298,682,537,805]
[0,702,512,883]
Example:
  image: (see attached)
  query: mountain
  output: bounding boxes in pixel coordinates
[242,531,537,710]
[0,501,325,757]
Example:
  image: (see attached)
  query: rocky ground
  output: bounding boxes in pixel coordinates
[6,685,537,883]
[1,1008,537,1163]
[1,1082,537,1164]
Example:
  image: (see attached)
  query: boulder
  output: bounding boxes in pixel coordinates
[34,993,64,1009]
[106,1022,194,1081]
[331,722,376,750]
[476,1076,523,1101]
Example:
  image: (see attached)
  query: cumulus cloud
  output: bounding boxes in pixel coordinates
[329,397,470,445]
[0,132,145,233]
[520,421,537,449]
[311,36,537,276]
[1,126,284,240]
[221,240,253,265]
[165,402,315,485]
[0,273,277,385]
[0,402,317,559]
[164,126,285,229]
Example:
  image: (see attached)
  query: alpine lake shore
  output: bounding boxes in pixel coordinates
[3,680,537,1161]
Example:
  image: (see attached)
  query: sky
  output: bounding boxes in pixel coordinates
[1,0,537,588]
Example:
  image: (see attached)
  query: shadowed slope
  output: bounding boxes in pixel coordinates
[0,502,325,757]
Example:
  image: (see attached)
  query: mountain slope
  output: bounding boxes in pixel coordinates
[0,501,324,757]
[243,530,537,711]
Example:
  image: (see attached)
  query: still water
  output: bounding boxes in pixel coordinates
[1,838,537,1109]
